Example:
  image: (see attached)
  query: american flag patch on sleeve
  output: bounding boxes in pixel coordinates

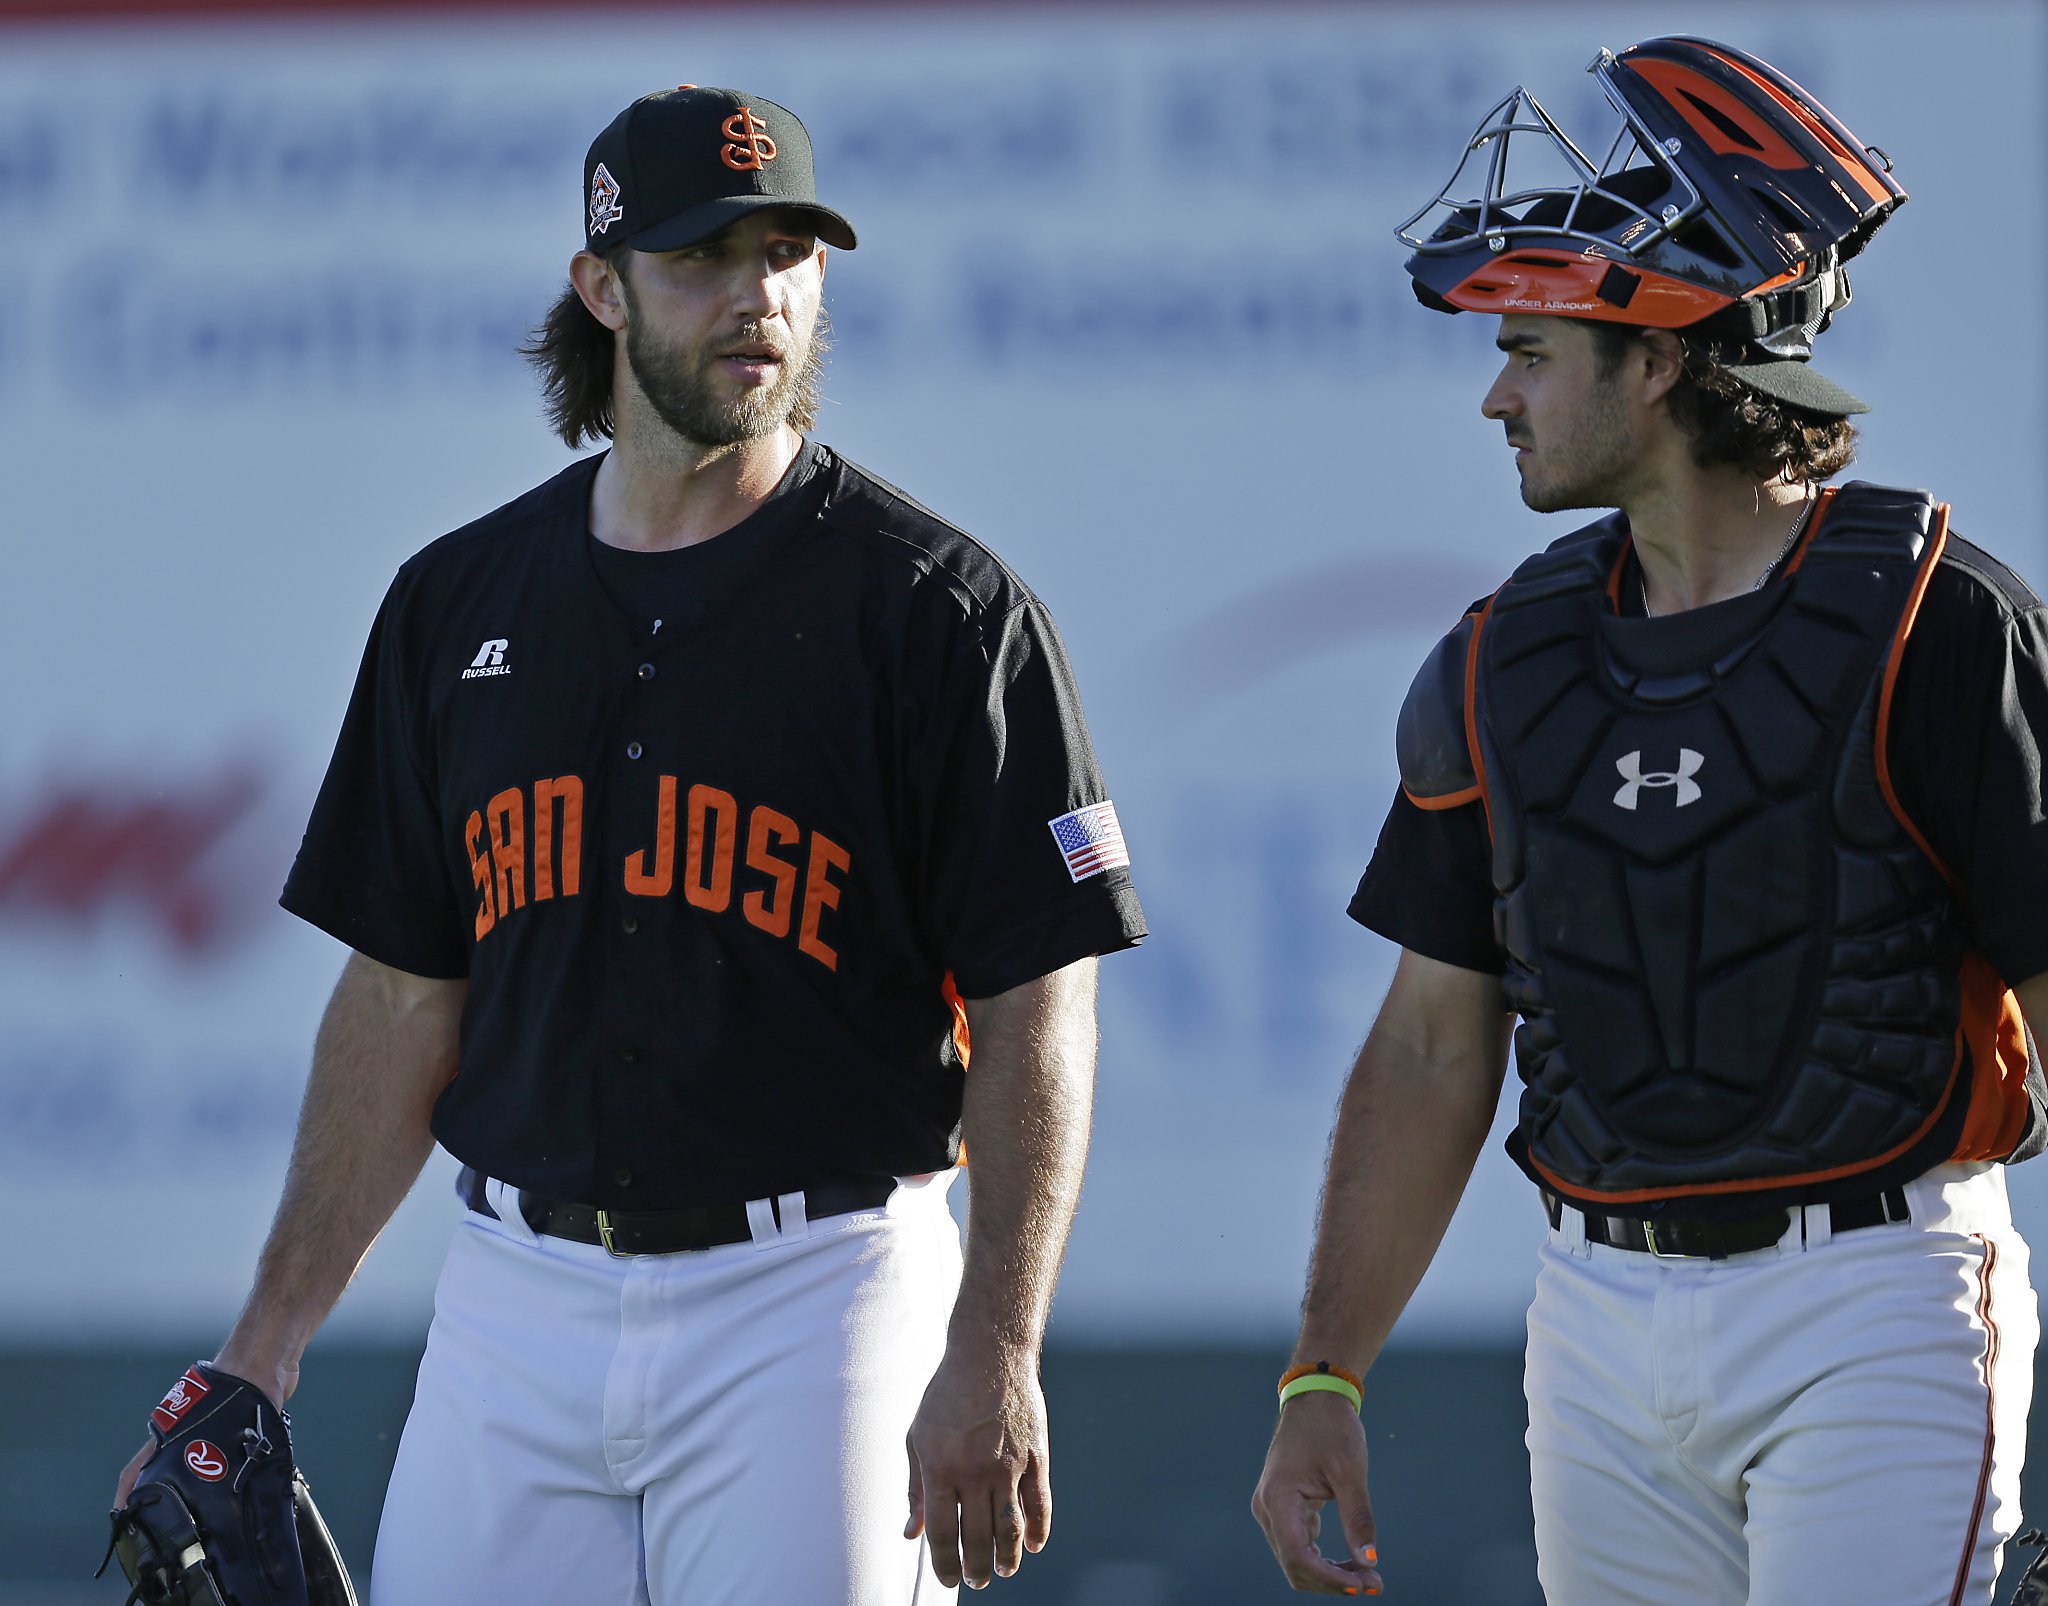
[1048,801,1129,883]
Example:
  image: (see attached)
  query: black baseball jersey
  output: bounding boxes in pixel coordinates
[1355,529,2048,991]
[282,441,1146,1209]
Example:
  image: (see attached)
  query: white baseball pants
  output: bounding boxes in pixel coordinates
[370,1170,962,1606]
[1527,1162,2037,1605]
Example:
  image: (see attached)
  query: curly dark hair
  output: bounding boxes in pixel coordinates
[1586,321,1858,483]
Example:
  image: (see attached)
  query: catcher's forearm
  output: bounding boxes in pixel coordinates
[950,958,1098,1362]
[1292,956,1511,1380]
[219,952,465,1389]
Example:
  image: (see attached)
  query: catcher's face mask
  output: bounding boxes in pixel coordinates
[1396,36,1905,413]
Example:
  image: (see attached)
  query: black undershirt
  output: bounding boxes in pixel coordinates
[583,439,829,638]
[1351,531,2048,992]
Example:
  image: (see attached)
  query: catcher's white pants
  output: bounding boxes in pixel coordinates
[370,1170,962,1606]
[1527,1161,2037,1606]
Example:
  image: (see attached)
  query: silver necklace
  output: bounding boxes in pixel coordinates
[1638,491,1814,618]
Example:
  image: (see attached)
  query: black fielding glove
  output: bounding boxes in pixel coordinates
[98,1362,358,1606]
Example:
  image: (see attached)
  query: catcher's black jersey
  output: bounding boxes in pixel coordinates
[282,442,1146,1208]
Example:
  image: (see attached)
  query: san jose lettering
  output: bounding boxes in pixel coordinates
[465,775,851,970]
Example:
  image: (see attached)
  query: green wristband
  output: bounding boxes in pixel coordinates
[1278,1372,1363,1412]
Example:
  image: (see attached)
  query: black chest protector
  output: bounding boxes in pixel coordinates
[1472,483,1964,1201]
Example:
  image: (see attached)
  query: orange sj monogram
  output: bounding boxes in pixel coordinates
[720,108,778,172]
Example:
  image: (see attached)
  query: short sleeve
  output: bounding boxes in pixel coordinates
[919,597,1145,998]
[1348,787,1503,974]
[1890,581,2048,987]
[279,575,469,979]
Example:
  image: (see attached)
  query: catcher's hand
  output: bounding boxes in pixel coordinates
[97,1363,358,1606]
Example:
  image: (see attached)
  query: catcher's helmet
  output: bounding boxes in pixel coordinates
[1397,37,1906,413]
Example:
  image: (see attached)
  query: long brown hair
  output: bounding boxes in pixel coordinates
[520,281,617,449]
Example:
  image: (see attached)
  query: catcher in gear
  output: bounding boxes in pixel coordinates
[1253,35,2048,1602]
[100,1363,356,1606]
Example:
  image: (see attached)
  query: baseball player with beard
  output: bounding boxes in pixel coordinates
[1253,37,2048,1602]
[115,85,1145,1604]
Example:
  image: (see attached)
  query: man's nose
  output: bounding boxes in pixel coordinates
[730,258,780,320]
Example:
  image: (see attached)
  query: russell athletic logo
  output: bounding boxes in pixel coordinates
[589,162,625,236]
[1614,749,1705,810]
[462,640,510,680]
[720,108,778,172]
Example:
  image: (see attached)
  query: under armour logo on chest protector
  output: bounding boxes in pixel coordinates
[1613,748,1704,810]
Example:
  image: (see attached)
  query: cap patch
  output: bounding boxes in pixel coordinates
[720,108,779,173]
[589,161,625,236]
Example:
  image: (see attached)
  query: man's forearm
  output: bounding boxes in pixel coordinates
[218,952,464,1389]
[1293,959,1511,1378]
[952,957,1099,1356]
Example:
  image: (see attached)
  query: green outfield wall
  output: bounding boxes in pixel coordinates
[15,1342,2048,1606]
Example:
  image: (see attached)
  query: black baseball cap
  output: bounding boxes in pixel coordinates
[582,86,857,256]
[1721,356,1869,417]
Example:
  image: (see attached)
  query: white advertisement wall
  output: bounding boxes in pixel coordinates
[0,0,2040,1343]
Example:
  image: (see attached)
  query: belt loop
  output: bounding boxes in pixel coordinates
[777,1190,811,1244]
[1554,1199,1592,1259]
[484,1178,541,1247]
[1803,1199,1834,1252]
[744,1197,780,1250]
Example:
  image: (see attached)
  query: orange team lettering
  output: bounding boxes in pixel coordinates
[487,787,526,919]
[533,776,583,900]
[742,806,801,937]
[796,832,852,971]
[465,809,495,938]
[624,774,677,897]
[683,784,739,912]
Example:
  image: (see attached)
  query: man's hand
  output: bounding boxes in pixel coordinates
[1252,1393,1383,1596]
[111,1351,295,1509]
[904,1346,1051,1590]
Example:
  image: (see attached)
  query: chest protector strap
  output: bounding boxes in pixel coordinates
[1475,482,1971,1205]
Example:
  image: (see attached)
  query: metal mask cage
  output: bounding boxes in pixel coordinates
[1396,50,1706,263]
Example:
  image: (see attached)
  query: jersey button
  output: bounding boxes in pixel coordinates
[637,663,656,681]
[617,1045,639,1064]
[621,915,639,935]
[614,1168,633,1188]
[626,740,643,760]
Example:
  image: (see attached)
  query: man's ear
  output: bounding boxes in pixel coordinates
[570,250,629,332]
[1636,328,1686,407]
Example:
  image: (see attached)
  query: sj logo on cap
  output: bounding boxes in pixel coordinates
[720,108,778,172]
[589,162,625,236]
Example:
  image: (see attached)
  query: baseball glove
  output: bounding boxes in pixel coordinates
[96,1362,358,1606]
[2012,1529,2048,1606]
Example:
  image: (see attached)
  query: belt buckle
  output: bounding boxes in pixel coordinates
[1641,1222,1697,1259]
[594,1209,632,1259]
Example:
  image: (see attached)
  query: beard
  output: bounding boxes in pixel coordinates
[1514,380,1637,514]
[621,294,830,447]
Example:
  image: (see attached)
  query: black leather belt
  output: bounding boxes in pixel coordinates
[1544,1185,1910,1259]
[464,1169,897,1257]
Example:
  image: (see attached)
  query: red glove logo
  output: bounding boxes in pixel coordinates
[151,1366,212,1434]
[184,1441,229,1482]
